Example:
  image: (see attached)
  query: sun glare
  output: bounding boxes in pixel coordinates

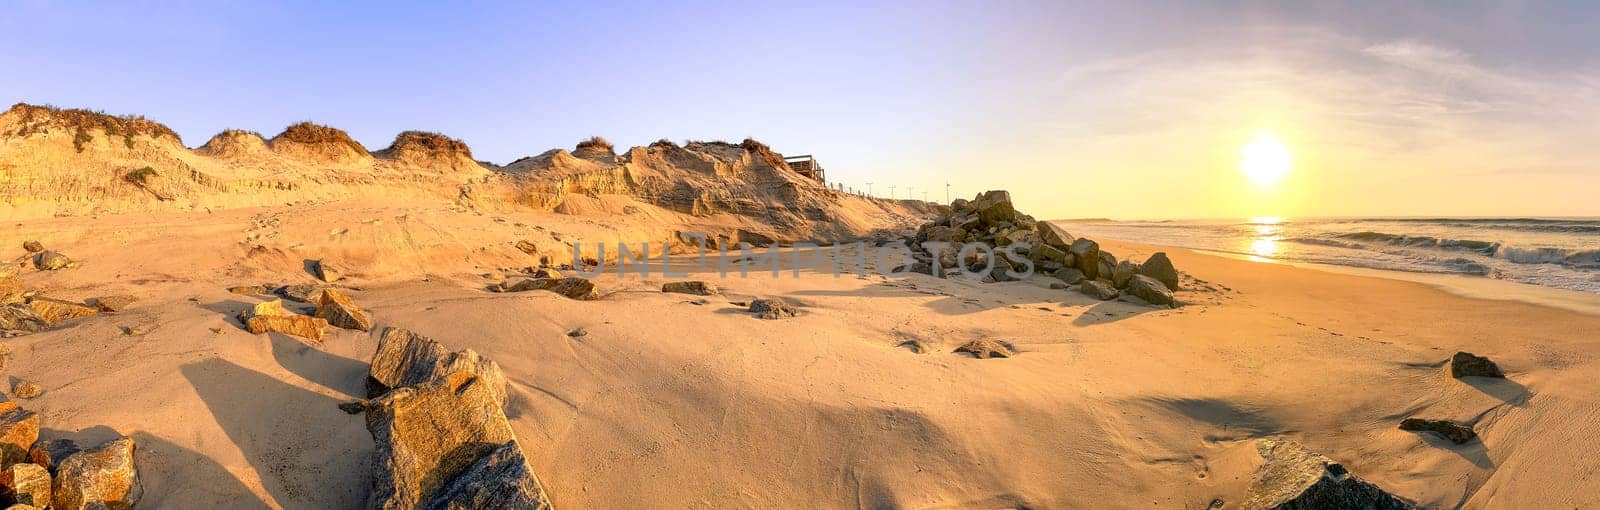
[1240,133,1291,186]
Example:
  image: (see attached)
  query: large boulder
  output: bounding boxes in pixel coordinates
[1036,222,1073,250]
[661,281,719,296]
[50,437,141,510]
[1111,261,1137,288]
[1068,239,1101,279]
[1077,280,1119,300]
[27,439,78,475]
[239,299,329,341]
[970,190,1016,226]
[0,463,49,508]
[0,404,39,469]
[32,253,71,271]
[1125,275,1176,307]
[1138,252,1180,291]
[1449,352,1504,378]
[366,328,507,405]
[316,289,373,331]
[1398,418,1476,444]
[918,225,965,244]
[1027,244,1069,266]
[1243,440,1413,510]
[1052,268,1085,285]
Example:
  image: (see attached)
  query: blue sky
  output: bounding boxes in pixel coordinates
[4,1,1598,218]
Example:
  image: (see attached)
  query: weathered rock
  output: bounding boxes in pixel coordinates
[1243,440,1413,510]
[19,243,42,254]
[426,439,552,509]
[316,288,373,331]
[227,284,273,295]
[0,407,39,470]
[919,225,965,244]
[7,382,38,400]
[1053,267,1085,285]
[0,305,46,334]
[1399,418,1476,444]
[661,281,719,296]
[312,259,344,282]
[26,299,97,325]
[50,437,141,510]
[240,299,329,341]
[954,339,1013,359]
[748,298,796,319]
[277,284,332,304]
[971,190,1016,225]
[27,439,79,474]
[1449,352,1504,378]
[1138,252,1180,291]
[1068,238,1101,279]
[1111,261,1137,288]
[499,277,599,300]
[1077,280,1119,300]
[366,327,506,405]
[1125,274,1176,307]
[0,276,21,306]
[1048,282,1068,290]
[514,240,538,255]
[1097,259,1114,282]
[32,253,71,271]
[0,463,49,508]
[87,295,137,313]
[1036,222,1074,249]
[1027,243,1069,265]
[530,268,561,279]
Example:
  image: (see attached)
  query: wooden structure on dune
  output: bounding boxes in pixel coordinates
[783,154,826,183]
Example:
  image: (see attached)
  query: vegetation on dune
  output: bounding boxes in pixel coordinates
[740,137,791,171]
[387,130,472,157]
[5,103,182,152]
[575,136,614,153]
[272,121,369,154]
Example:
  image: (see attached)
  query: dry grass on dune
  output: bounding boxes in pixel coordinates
[4,103,182,152]
[270,121,369,154]
[575,135,614,154]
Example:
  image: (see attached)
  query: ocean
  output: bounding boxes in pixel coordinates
[1058,217,1600,294]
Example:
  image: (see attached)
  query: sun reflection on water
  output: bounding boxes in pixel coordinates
[1247,217,1284,262]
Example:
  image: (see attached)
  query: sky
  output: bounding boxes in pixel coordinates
[3,0,1598,220]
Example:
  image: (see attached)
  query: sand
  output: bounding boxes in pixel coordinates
[3,202,1596,509]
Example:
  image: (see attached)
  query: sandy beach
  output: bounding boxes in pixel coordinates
[3,200,1595,509]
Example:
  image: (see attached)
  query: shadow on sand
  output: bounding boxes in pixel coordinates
[180,358,372,508]
[267,332,368,399]
[39,425,273,508]
[1460,376,1533,407]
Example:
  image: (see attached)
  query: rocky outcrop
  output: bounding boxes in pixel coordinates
[1243,440,1413,510]
[1398,418,1476,444]
[316,289,373,331]
[1449,352,1504,378]
[661,281,719,296]
[748,299,796,319]
[954,340,1013,359]
[350,328,552,509]
[50,437,141,510]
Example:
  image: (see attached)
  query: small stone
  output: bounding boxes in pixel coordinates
[20,242,42,254]
[954,339,1013,359]
[32,252,71,271]
[276,284,331,304]
[897,340,927,353]
[315,289,373,331]
[1077,280,1119,300]
[119,326,144,337]
[1449,352,1504,378]
[311,259,344,282]
[1048,282,1068,290]
[748,298,796,319]
[87,295,137,313]
[661,281,719,296]
[227,284,272,295]
[50,436,141,510]
[0,462,49,508]
[1399,418,1477,445]
[9,381,40,400]
[514,240,538,255]
[567,327,588,338]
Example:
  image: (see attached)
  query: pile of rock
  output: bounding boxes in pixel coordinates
[341,328,554,508]
[0,397,142,509]
[489,268,599,301]
[906,190,1182,307]
[2,259,137,337]
[233,288,373,340]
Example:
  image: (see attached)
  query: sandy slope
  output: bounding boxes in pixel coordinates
[3,205,1597,509]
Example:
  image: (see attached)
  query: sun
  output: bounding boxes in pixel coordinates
[1240,132,1291,186]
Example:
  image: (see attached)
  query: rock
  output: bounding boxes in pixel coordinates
[366,327,507,405]
[0,463,49,508]
[50,437,141,510]
[566,327,587,338]
[86,295,137,313]
[514,240,538,255]
[1111,260,1137,288]
[0,406,39,470]
[240,299,329,341]
[970,190,1016,225]
[1097,259,1114,282]
[1053,268,1085,285]
[25,299,97,325]
[1399,418,1477,444]
[530,268,561,279]
[19,243,42,254]
[0,276,21,306]
[311,259,344,282]
[31,253,71,271]
[0,464,46,509]
[661,281,719,296]
[0,306,46,334]
[499,277,599,300]
[276,284,332,304]
[949,198,970,210]
[1068,238,1101,279]
[1036,222,1073,249]
[7,382,38,400]
[748,298,796,319]
[1027,243,1069,265]
[1125,274,1176,307]
[1138,252,1180,291]
[1048,282,1068,290]
[316,288,373,331]
[1449,352,1504,378]
[425,439,552,509]
[1077,280,1119,300]
[227,284,272,295]
[919,225,965,244]
[27,439,79,474]
[954,340,1013,359]
[1244,440,1414,510]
